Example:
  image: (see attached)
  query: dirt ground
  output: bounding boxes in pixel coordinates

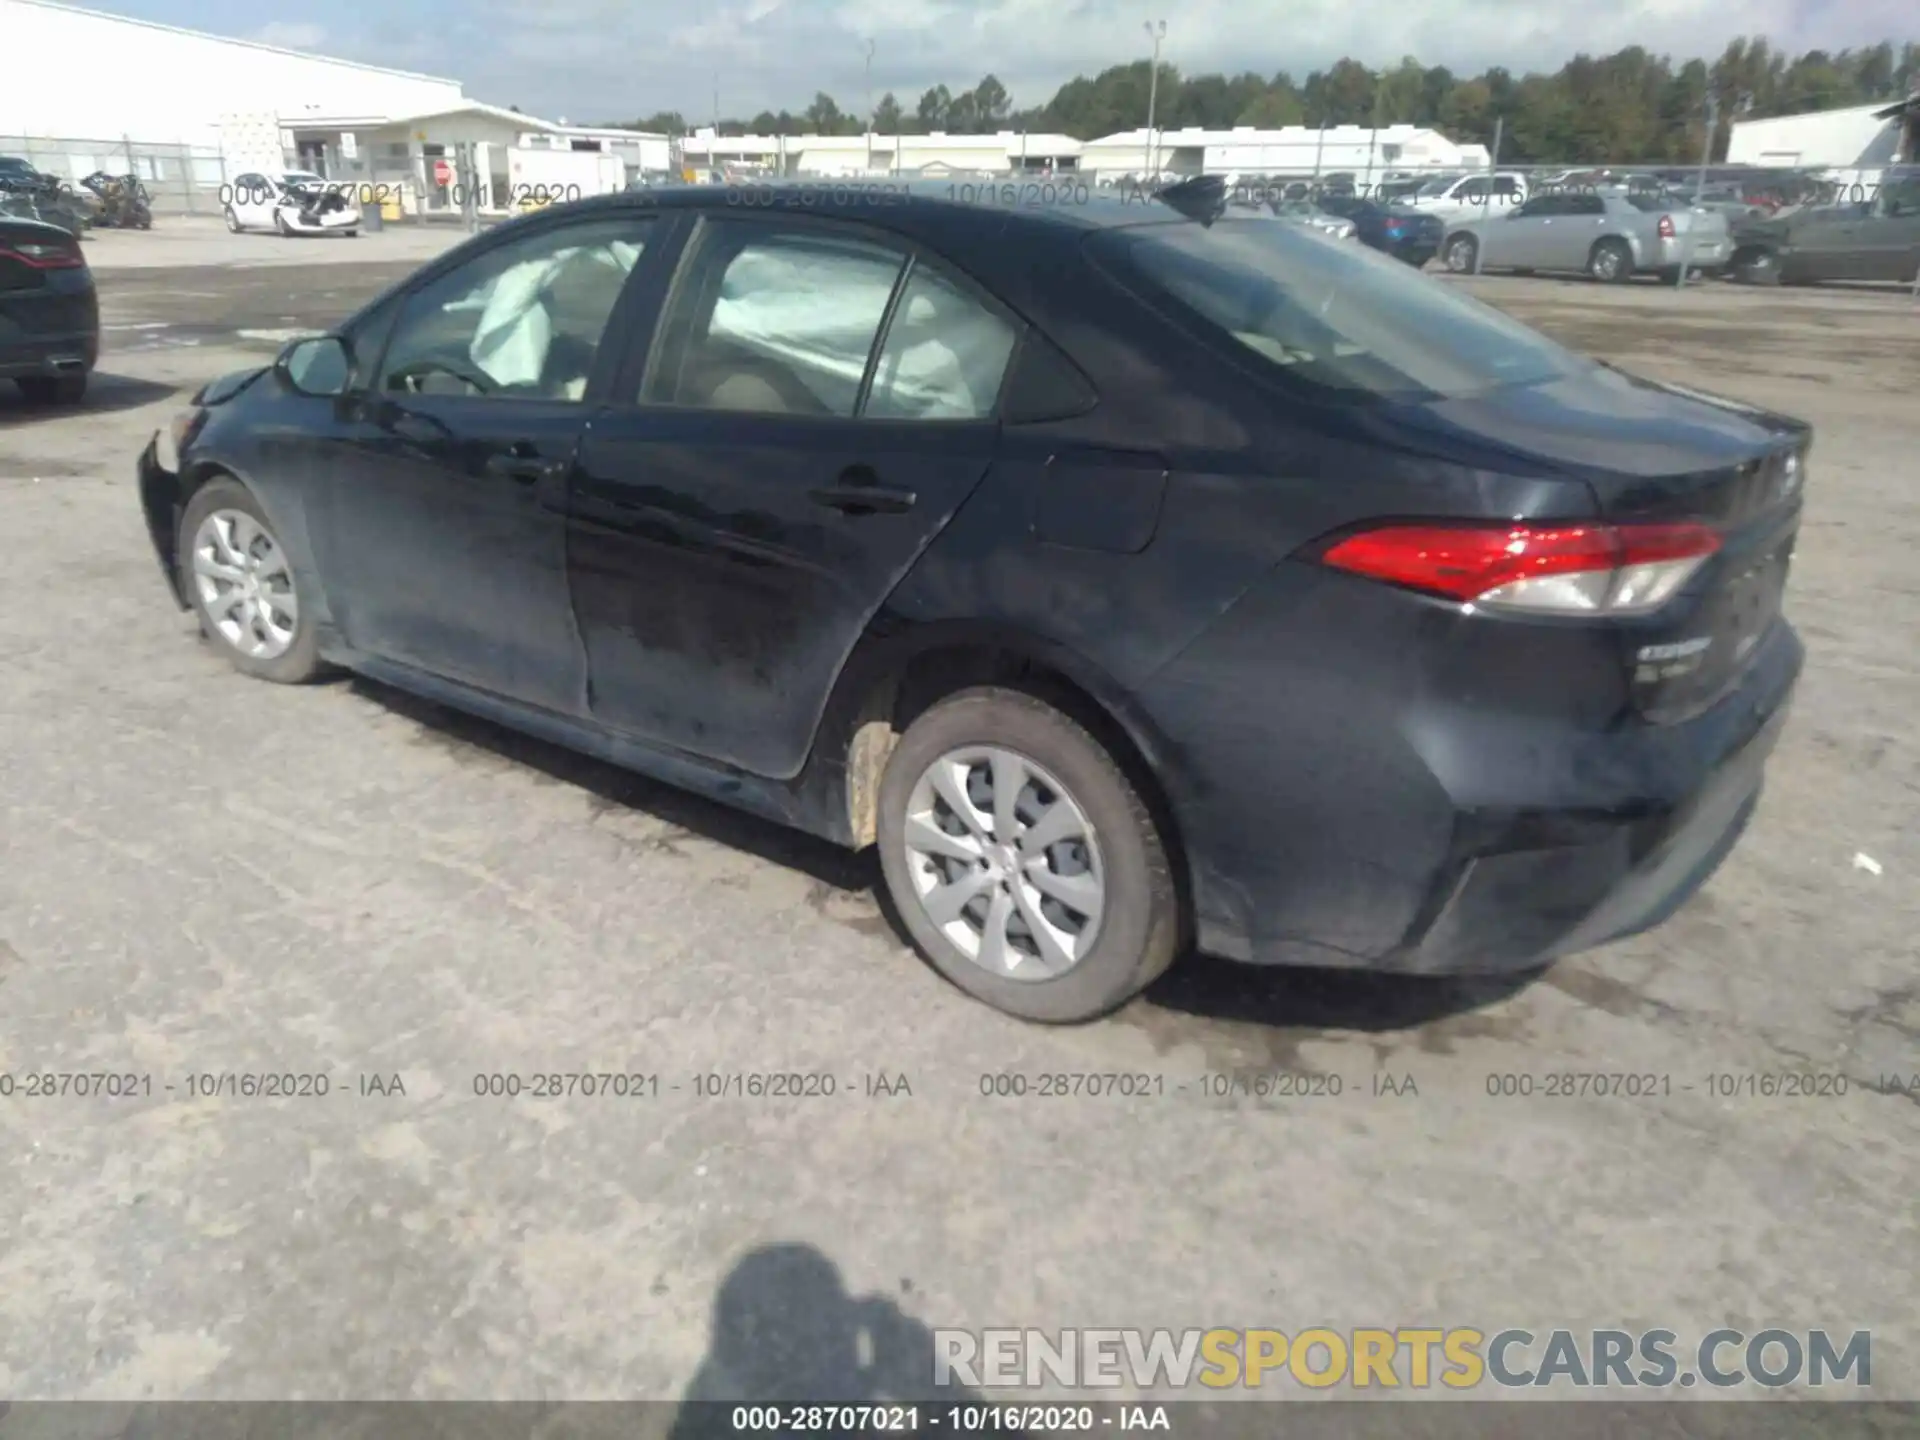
[0,223,1914,1404]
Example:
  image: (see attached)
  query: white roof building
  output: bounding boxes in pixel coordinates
[1726,100,1917,171]
[1078,124,1491,178]
[680,130,1084,177]
[0,0,672,213]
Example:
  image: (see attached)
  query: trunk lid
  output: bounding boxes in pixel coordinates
[1415,363,1810,724]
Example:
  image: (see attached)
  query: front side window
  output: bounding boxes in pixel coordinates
[1568,195,1607,216]
[1092,217,1586,402]
[375,216,651,402]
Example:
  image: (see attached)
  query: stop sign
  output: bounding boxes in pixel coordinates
[432,157,454,186]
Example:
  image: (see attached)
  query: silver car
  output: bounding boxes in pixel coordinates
[1272,200,1357,241]
[1441,190,1734,283]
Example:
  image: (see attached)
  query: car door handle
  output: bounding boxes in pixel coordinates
[484,451,567,485]
[808,471,917,515]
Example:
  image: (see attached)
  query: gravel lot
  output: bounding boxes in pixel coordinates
[1,220,1915,1404]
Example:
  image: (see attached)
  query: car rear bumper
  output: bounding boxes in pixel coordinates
[0,329,96,378]
[1138,578,1803,975]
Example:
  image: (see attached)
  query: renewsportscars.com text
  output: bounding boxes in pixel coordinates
[934,1327,1872,1391]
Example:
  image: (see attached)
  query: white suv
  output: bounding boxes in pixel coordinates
[1403,172,1529,222]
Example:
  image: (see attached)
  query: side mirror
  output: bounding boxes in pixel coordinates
[277,335,352,397]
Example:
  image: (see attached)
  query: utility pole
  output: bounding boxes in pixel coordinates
[865,39,875,175]
[1364,80,1384,196]
[1675,91,1718,291]
[712,73,720,180]
[1312,119,1325,187]
[1143,19,1166,183]
[1474,115,1503,275]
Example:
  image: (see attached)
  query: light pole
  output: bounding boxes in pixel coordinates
[1143,19,1166,182]
[864,39,876,174]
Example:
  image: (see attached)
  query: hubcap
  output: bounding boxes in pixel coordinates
[1450,241,1472,270]
[900,746,1105,982]
[190,509,298,660]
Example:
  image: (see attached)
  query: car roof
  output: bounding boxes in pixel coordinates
[527,180,1191,236]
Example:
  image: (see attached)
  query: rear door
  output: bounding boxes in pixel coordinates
[567,213,1020,778]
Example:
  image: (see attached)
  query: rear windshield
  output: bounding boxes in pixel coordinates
[1090,218,1584,402]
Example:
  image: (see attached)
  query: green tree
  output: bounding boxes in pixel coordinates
[915,85,952,131]
[874,92,904,134]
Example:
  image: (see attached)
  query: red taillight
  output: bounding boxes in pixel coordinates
[1317,521,1721,616]
[0,243,84,269]
[1657,213,1676,239]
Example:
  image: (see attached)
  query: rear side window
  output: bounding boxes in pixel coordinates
[1091,218,1584,402]
[865,265,1017,421]
[647,223,905,416]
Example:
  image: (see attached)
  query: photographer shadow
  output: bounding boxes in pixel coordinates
[668,1243,1021,1439]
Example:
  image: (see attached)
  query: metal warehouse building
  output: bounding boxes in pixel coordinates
[1726,96,1920,171]
[0,0,672,214]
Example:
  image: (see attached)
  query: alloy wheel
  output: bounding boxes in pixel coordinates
[190,509,299,660]
[899,746,1105,981]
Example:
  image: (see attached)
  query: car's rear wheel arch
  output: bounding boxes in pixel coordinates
[827,633,1194,949]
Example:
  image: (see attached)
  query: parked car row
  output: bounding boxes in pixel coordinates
[1,156,154,236]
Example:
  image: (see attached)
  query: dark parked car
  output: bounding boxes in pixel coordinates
[1313,194,1443,264]
[1,215,98,403]
[1729,169,1920,285]
[136,182,1807,1023]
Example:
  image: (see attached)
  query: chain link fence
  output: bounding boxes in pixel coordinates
[1,134,227,214]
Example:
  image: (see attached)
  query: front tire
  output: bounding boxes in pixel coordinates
[275,210,293,237]
[1732,247,1782,286]
[1589,237,1633,283]
[16,372,87,405]
[223,205,240,233]
[177,477,322,684]
[1444,234,1479,273]
[876,687,1180,1023]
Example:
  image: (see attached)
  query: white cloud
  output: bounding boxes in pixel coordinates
[251,20,328,51]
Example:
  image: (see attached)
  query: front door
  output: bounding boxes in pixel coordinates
[568,214,1020,778]
[1861,175,1920,282]
[1486,194,1559,268]
[317,212,657,711]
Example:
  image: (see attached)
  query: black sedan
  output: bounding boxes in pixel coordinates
[1315,194,1445,265]
[137,181,1806,1023]
[1,215,97,403]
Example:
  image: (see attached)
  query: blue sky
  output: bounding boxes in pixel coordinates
[94,0,1917,125]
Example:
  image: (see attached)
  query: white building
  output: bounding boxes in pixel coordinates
[679,130,1083,177]
[1077,124,1490,179]
[0,0,671,214]
[1726,99,1919,171]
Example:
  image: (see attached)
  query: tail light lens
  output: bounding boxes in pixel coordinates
[0,241,84,268]
[1316,521,1721,616]
[1657,214,1676,239]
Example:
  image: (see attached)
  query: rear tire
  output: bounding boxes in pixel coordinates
[876,686,1180,1024]
[1444,234,1479,273]
[16,372,87,405]
[176,477,323,685]
[1588,238,1633,283]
